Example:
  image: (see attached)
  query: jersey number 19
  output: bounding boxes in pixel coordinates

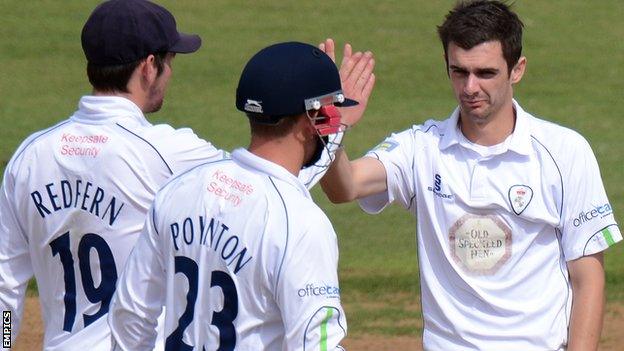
[49,231,117,332]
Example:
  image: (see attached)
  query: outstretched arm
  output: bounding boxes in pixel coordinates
[318,39,385,203]
[320,148,387,203]
[567,252,605,351]
[298,39,376,189]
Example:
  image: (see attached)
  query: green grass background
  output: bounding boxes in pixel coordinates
[2,0,623,338]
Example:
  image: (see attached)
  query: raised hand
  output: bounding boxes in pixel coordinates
[319,38,375,128]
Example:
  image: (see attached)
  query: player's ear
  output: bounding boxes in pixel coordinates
[304,110,320,134]
[510,56,526,84]
[294,112,315,142]
[140,54,158,85]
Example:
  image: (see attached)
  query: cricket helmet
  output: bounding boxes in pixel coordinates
[236,41,358,135]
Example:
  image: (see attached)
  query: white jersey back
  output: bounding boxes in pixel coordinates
[109,149,346,351]
[0,96,225,350]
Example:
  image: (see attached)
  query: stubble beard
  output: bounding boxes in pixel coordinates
[145,86,164,114]
[461,102,493,127]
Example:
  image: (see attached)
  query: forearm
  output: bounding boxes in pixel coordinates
[320,148,358,203]
[567,253,605,351]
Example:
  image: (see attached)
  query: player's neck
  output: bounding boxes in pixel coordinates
[92,86,148,113]
[248,137,304,177]
[459,102,516,146]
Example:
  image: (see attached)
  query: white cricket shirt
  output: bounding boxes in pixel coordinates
[0,95,342,351]
[0,95,226,350]
[359,100,621,350]
[109,148,346,351]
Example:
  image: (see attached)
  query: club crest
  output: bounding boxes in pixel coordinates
[508,185,533,215]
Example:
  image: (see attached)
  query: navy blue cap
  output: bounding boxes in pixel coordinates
[236,42,358,122]
[81,0,201,65]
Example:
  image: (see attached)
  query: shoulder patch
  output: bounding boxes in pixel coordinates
[373,139,399,152]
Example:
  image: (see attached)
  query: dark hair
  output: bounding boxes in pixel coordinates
[247,113,302,138]
[437,0,524,74]
[87,52,168,93]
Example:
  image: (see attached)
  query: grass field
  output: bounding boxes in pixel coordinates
[2,0,624,341]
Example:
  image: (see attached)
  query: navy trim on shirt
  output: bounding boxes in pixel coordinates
[531,135,564,218]
[115,123,174,175]
[13,120,71,162]
[302,306,346,350]
[269,177,290,291]
[583,224,619,256]
[553,228,571,325]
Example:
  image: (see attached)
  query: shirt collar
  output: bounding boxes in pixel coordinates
[71,95,151,126]
[438,99,532,156]
[231,148,311,198]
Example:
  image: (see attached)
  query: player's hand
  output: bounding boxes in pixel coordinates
[319,38,375,128]
[319,38,350,64]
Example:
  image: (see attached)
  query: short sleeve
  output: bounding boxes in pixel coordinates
[559,136,621,260]
[275,213,346,350]
[358,128,417,214]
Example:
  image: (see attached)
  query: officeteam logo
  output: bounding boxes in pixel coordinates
[573,203,612,227]
[2,311,10,348]
[298,284,340,299]
[427,173,453,199]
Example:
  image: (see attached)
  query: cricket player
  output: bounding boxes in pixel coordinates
[0,1,359,350]
[320,1,620,350]
[0,1,218,349]
[108,41,375,351]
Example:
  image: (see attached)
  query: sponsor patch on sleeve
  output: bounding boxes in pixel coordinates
[303,307,345,350]
[372,139,399,152]
[583,225,622,256]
